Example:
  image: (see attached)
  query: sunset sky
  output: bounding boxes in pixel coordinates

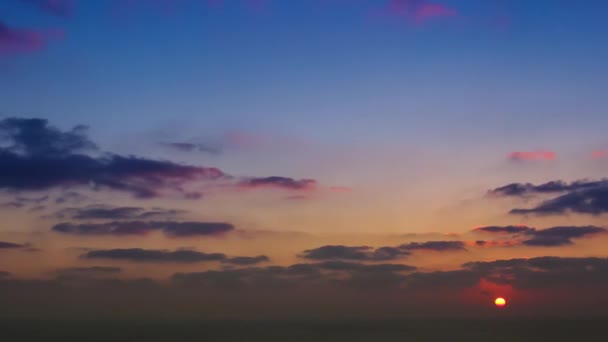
[1,0,608,319]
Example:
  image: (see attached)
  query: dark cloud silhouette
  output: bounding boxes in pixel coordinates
[489,179,608,197]
[222,255,269,266]
[52,220,234,237]
[0,271,9,277]
[472,225,606,247]
[0,241,25,249]
[160,142,221,155]
[0,117,319,198]
[400,241,466,252]
[0,118,96,156]
[18,0,73,17]
[54,205,185,220]
[173,261,416,290]
[510,187,608,215]
[239,177,317,191]
[81,248,227,263]
[300,241,465,262]
[473,225,534,234]
[300,245,409,261]
[463,256,608,289]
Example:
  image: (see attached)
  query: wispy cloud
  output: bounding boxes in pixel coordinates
[508,150,556,161]
[0,22,63,56]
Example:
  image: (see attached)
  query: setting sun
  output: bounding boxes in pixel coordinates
[494,297,507,308]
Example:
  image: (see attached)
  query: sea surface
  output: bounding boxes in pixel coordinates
[0,319,605,341]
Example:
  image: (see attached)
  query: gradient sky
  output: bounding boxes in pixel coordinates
[1,0,608,319]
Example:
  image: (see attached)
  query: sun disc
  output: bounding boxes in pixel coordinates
[494,297,507,307]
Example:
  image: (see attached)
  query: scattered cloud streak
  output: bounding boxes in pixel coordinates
[0,241,25,249]
[0,22,62,56]
[508,150,556,161]
[52,220,234,237]
[472,225,606,247]
[386,0,458,24]
[81,248,267,265]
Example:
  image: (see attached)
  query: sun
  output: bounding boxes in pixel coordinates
[494,297,507,308]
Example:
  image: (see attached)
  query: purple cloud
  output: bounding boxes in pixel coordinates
[0,22,63,56]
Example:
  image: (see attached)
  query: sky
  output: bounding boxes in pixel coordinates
[1,0,608,319]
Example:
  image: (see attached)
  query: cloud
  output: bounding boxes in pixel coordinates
[0,271,9,277]
[592,150,608,159]
[0,117,321,198]
[238,177,317,191]
[222,255,269,266]
[473,225,534,234]
[0,241,25,249]
[300,245,410,261]
[489,179,607,197]
[400,240,466,252]
[52,220,234,237]
[386,0,458,24]
[472,225,606,247]
[18,0,74,17]
[173,261,416,290]
[522,226,607,247]
[0,118,97,156]
[160,142,221,155]
[463,256,608,289]
[510,187,608,216]
[508,150,556,161]
[53,205,184,220]
[0,22,63,56]
[81,248,227,263]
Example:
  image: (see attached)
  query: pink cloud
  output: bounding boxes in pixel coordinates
[508,150,556,161]
[387,0,458,24]
[0,22,64,56]
[591,150,608,160]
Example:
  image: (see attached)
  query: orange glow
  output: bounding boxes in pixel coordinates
[494,297,507,307]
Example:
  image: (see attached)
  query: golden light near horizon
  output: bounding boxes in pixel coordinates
[494,297,507,308]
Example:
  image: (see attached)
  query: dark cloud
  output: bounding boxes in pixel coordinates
[18,0,73,17]
[522,226,607,247]
[489,179,607,198]
[400,241,466,252]
[300,245,410,261]
[173,261,416,290]
[300,242,465,262]
[52,220,234,237]
[0,118,95,157]
[54,205,185,220]
[473,225,606,247]
[0,241,25,249]
[521,236,572,247]
[473,225,534,234]
[0,117,223,198]
[463,256,608,289]
[81,248,227,263]
[239,177,317,191]
[510,187,608,216]
[0,117,319,198]
[0,271,9,277]
[222,255,269,266]
[160,142,221,155]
